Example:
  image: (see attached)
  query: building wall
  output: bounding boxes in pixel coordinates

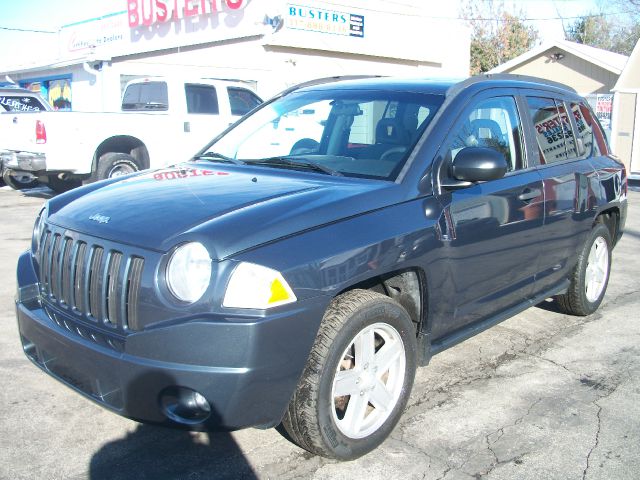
[502,52,619,95]
[612,92,637,174]
[0,0,470,113]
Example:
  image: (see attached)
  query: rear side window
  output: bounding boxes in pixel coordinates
[122,82,168,110]
[527,96,574,164]
[570,102,607,157]
[186,84,219,114]
[228,87,261,116]
[0,94,46,112]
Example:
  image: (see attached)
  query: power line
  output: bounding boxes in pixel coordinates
[0,26,57,34]
[466,9,640,22]
[299,1,638,22]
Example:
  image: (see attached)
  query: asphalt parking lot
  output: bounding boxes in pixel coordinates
[0,183,638,480]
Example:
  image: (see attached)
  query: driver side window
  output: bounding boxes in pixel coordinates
[445,96,525,175]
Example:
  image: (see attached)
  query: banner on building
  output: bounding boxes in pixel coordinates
[595,94,613,130]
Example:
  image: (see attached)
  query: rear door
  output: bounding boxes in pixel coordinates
[431,92,545,338]
[523,95,600,295]
[183,83,232,152]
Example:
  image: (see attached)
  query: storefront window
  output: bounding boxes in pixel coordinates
[21,76,72,111]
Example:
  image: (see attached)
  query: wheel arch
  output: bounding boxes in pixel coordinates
[595,207,620,246]
[93,135,150,172]
[334,267,431,362]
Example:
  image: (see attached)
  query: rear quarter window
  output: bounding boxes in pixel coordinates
[0,95,46,112]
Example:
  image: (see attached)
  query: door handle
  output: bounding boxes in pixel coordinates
[518,188,541,202]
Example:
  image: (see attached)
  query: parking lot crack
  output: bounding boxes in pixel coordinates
[525,352,576,376]
[469,398,541,478]
[582,382,620,480]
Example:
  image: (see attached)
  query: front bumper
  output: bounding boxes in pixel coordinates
[16,252,328,430]
[1,150,47,172]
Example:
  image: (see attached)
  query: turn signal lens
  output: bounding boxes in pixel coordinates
[223,262,297,309]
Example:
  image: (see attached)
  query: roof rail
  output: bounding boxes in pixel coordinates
[274,75,385,98]
[446,73,577,97]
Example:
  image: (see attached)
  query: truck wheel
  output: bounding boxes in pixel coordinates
[96,153,140,180]
[282,289,417,460]
[47,176,82,194]
[556,223,612,316]
[2,169,39,190]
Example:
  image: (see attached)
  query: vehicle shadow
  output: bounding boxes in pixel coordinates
[535,297,564,314]
[18,185,56,199]
[89,371,259,480]
[89,424,258,480]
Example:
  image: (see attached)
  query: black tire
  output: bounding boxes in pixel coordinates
[282,289,417,460]
[555,223,612,316]
[95,152,140,181]
[47,176,82,194]
[2,168,39,190]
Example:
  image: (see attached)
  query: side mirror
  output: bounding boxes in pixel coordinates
[451,147,508,182]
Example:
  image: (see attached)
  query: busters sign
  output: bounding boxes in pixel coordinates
[286,4,364,37]
[127,0,247,28]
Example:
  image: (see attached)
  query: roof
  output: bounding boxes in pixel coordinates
[489,39,629,75]
[614,39,640,92]
[289,74,577,98]
[294,76,457,96]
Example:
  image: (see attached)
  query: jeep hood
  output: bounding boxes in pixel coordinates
[47,163,403,259]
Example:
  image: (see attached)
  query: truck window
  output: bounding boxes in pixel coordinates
[122,81,168,110]
[186,84,219,115]
[228,87,261,116]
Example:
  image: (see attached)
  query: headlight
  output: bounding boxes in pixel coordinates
[166,242,212,303]
[223,262,297,309]
[32,205,47,254]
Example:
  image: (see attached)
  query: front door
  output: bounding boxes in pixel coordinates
[430,94,545,339]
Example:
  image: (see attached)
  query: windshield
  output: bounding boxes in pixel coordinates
[203,89,444,180]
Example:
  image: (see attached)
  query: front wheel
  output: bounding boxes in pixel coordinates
[282,289,417,460]
[555,222,612,316]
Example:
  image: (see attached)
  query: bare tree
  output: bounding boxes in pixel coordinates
[462,0,539,75]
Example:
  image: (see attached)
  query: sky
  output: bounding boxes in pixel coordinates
[0,0,615,71]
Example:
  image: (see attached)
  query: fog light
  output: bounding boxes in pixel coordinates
[160,387,211,425]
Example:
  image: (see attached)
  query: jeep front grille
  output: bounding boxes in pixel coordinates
[38,229,145,331]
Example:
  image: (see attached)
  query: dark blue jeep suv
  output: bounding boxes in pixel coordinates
[15,75,628,460]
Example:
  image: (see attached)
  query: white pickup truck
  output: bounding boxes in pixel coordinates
[0,77,262,192]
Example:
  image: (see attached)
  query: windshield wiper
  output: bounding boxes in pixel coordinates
[248,156,343,176]
[194,151,246,165]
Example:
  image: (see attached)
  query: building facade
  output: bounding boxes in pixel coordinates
[611,40,639,180]
[1,0,470,112]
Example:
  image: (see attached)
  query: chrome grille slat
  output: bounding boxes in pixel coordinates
[73,242,87,312]
[49,235,62,300]
[37,225,145,333]
[88,247,104,320]
[60,238,74,306]
[105,252,123,327]
[39,231,52,295]
[126,257,144,331]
